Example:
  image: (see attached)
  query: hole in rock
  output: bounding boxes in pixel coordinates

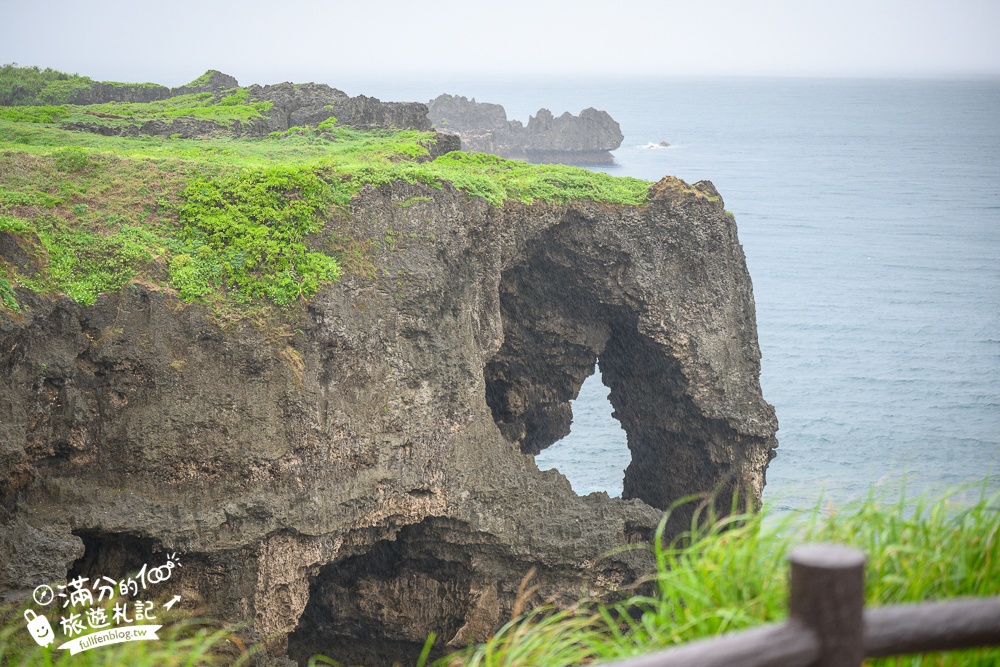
[66,531,197,611]
[482,217,756,530]
[287,518,477,667]
[68,531,159,582]
[534,361,630,497]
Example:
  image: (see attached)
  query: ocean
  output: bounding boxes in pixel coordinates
[334,75,1000,510]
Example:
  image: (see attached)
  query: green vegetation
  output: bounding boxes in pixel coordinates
[0,105,71,123]
[0,276,19,312]
[407,152,649,207]
[76,91,272,127]
[0,64,96,106]
[170,167,340,304]
[0,64,163,106]
[0,214,152,306]
[0,77,653,314]
[0,93,271,134]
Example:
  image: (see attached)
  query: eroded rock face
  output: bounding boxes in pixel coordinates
[426,94,508,133]
[485,178,777,530]
[170,70,241,97]
[62,83,173,105]
[427,94,624,164]
[0,177,776,665]
[248,83,432,134]
[56,75,433,140]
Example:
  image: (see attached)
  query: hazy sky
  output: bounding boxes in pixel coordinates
[2,0,999,85]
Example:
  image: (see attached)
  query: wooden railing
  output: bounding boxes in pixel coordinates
[608,543,1000,667]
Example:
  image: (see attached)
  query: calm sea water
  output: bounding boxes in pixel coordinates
[333,75,1000,509]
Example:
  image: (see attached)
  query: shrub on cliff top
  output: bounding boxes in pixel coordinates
[171,167,341,305]
[0,64,94,105]
[418,151,650,206]
[0,213,153,307]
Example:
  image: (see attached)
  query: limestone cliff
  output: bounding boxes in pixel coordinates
[246,81,432,133]
[427,94,625,164]
[0,178,776,665]
[57,71,433,139]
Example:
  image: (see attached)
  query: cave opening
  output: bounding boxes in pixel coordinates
[68,530,159,583]
[534,360,631,497]
[286,519,479,667]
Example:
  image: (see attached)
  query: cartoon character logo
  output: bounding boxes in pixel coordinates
[24,610,55,647]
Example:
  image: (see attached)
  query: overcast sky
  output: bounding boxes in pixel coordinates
[2,0,999,86]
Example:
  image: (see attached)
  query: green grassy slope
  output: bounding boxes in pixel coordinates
[0,66,651,314]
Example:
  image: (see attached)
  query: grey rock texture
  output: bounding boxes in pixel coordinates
[0,177,776,665]
[247,82,432,134]
[64,117,237,139]
[56,74,433,140]
[426,94,508,133]
[245,81,349,131]
[421,132,462,160]
[332,95,433,132]
[170,70,241,97]
[62,83,173,105]
[427,94,625,164]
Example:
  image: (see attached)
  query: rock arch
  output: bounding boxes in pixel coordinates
[487,181,777,529]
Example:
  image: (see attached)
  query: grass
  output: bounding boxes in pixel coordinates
[0,93,651,315]
[0,95,271,134]
[169,166,340,305]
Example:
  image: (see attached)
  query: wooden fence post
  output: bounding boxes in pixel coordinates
[789,543,867,667]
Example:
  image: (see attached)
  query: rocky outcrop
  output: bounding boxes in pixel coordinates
[55,70,239,106]
[63,117,236,139]
[170,69,241,97]
[11,67,432,138]
[427,94,625,164]
[40,72,433,140]
[62,83,173,105]
[516,108,626,163]
[334,95,433,132]
[247,82,432,133]
[0,177,776,664]
[245,81,350,131]
[426,94,508,133]
[45,70,240,106]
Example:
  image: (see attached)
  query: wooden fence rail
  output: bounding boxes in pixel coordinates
[609,543,1000,667]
